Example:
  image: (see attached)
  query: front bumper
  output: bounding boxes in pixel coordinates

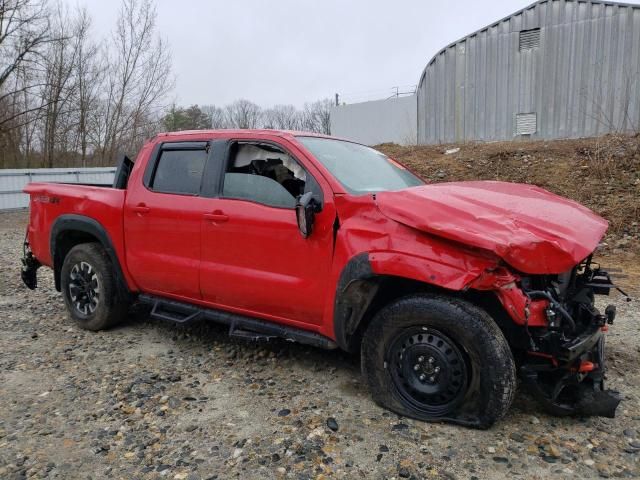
[560,325,603,363]
[515,257,628,418]
[522,325,620,417]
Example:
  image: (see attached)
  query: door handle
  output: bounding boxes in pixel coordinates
[203,212,229,223]
[133,204,150,214]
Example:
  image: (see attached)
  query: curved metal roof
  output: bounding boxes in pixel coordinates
[416,0,640,88]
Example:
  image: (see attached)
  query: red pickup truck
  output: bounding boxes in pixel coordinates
[22,129,622,428]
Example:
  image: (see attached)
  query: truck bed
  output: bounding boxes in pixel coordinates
[23,182,127,269]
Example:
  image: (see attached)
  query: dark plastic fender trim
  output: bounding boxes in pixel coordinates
[333,253,380,352]
[50,214,131,299]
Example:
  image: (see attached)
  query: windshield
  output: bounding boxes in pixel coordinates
[297,137,424,194]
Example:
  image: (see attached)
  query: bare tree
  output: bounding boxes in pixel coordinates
[15,64,43,166]
[0,0,336,170]
[0,0,50,131]
[225,99,262,129]
[302,98,332,134]
[0,63,41,167]
[201,104,227,129]
[97,0,173,163]
[71,6,103,167]
[40,3,84,167]
[0,0,174,168]
[263,104,301,130]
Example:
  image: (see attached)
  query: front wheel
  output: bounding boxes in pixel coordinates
[60,243,128,331]
[361,294,516,429]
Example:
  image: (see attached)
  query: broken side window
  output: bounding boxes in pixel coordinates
[222,142,308,208]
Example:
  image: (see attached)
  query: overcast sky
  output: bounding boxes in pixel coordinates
[60,0,629,108]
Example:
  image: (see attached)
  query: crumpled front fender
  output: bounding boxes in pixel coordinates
[468,268,549,327]
[370,247,549,328]
[368,251,492,291]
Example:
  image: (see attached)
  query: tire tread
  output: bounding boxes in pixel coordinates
[361,293,516,429]
[60,242,128,331]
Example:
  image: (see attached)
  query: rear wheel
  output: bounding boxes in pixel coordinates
[361,294,516,429]
[61,243,128,331]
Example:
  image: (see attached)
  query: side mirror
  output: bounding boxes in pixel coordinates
[296,192,321,238]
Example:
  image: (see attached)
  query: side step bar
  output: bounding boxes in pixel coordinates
[138,294,338,350]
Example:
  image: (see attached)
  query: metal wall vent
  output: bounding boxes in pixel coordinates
[519,28,540,50]
[516,113,537,135]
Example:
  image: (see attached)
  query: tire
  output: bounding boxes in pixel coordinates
[361,294,516,429]
[60,242,129,331]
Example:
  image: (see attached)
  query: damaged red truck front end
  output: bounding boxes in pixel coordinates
[367,181,622,417]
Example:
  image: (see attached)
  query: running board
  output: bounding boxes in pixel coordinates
[148,297,202,324]
[138,294,338,350]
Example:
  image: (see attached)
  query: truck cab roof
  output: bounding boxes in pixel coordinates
[153,129,337,142]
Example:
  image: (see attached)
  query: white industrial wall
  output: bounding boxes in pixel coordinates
[330,95,417,146]
[0,167,116,210]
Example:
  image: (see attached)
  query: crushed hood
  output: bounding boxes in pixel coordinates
[376,181,608,274]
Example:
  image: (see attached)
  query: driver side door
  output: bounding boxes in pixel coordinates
[199,137,336,327]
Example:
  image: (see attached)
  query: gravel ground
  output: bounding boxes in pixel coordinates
[0,210,638,480]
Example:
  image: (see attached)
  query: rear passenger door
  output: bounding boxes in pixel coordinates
[124,141,215,300]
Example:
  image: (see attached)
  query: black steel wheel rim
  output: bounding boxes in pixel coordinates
[68,261,100,315]
[388,327,469,416]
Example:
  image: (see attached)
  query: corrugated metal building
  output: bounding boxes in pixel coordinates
[417,0,640,144]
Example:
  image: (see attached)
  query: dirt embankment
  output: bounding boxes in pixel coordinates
[378,134,640,292]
